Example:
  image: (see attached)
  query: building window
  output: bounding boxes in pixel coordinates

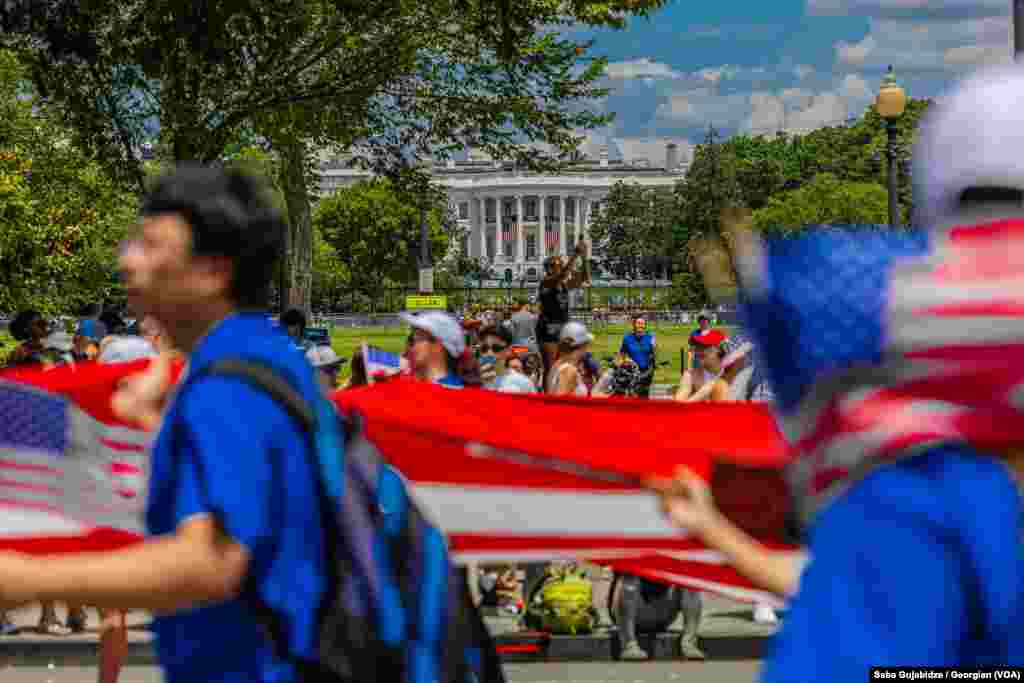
[566,198,576,220]
[504,237,514,260]
[503,201,515,218]
[459,202,469,219]
[527,267,538,281]
[526,232,537,261]
[485,200,496,223]
[525,198,538,221]
[486,231,495,260]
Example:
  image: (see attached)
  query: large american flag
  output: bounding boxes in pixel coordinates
[740,220,1024,524]
[0,360,792,606]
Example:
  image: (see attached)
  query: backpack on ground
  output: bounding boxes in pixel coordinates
[193,359,505,683]
[523,563,597,635]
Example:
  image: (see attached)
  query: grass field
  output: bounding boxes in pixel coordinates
[2,322,732,386]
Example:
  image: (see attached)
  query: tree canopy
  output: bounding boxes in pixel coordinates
[313,178,457,309]
[0,49,136,314]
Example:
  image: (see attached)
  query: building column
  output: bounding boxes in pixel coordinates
[492,195,503,263]
[470,196,482,259]
[574,196,582,252]
[559,195,568,258]
[538,194,546,262]
[516,195,524,269]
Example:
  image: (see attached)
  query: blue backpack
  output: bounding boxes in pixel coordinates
[193,360,505,683]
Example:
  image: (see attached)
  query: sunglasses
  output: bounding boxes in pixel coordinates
[478,344,507,354]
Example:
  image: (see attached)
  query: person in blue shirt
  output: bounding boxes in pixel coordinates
[617,316,656,398]
[0,165,329,683]
[650,66,1024,681]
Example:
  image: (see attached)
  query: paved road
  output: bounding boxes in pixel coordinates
[0,661,763,683]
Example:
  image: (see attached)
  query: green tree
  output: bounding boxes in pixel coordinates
[314,179,455,310]
[588,181,674,280]
[0,49,136,314]
[752,173,889,234]
[3,0,671,315]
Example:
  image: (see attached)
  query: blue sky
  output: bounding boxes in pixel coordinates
[574,0,1013,163]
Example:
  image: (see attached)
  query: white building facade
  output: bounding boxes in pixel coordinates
[318,142,688,282]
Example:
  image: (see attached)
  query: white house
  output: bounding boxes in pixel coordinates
[317,140,688,282]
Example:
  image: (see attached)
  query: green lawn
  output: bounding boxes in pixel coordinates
[3,323,733,386]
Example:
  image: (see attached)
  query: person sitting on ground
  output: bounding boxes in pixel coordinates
[615,574,704,662]
[477,325,536,394]
[546,322,593,396]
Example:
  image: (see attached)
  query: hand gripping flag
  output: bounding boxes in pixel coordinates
[0,359,792,605]
[739,222,1024,525]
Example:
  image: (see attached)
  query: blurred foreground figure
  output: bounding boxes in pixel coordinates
[657,66,1024,681]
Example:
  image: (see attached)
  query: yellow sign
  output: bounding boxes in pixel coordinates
[405,295,448,310]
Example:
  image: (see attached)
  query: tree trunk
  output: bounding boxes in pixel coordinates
[279,141,313,317]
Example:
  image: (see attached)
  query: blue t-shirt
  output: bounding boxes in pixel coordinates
[620,333,655,371]
[146,312,328,683]
[761,446,1024,683]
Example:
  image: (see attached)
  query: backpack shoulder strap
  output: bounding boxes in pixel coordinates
[202,359,316,435]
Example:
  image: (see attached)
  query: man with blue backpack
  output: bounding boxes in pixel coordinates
[0,165,503,683]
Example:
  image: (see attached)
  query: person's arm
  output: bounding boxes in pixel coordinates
[648,467,804,597]
[707,378,730,402]
[0,515,250,613]
[673,370,693,401]
[0,376,287,613]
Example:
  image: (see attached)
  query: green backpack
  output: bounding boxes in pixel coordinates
[524,564,598,635]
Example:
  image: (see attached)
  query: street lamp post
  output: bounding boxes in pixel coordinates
[876,65,907,228]
[1016,0,1024,60]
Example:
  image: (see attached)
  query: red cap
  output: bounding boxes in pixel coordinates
[690,329,726,348]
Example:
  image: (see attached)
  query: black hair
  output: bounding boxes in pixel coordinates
[9,310,41,341]
[281,308,307,330]
[99,311,126,335]
[478,324,513,345]
[139,164,284,308]
[698,314,710,323]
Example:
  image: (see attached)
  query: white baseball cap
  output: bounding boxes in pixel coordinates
[306,345,343,369]
[914,64,1024,227]
[98,336,157,364]
[559,321,594,347]
[399,311,466,358]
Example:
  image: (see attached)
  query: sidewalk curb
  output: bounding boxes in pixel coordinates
[0,631,771,666]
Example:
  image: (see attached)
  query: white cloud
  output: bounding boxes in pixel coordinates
[605,58,681,81]
[838,74,873,100]
[834,12,1012,73]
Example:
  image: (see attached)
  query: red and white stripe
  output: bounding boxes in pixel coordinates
[786,219,1024,512]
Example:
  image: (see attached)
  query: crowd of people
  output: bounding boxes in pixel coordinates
[3,63,1024,683]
